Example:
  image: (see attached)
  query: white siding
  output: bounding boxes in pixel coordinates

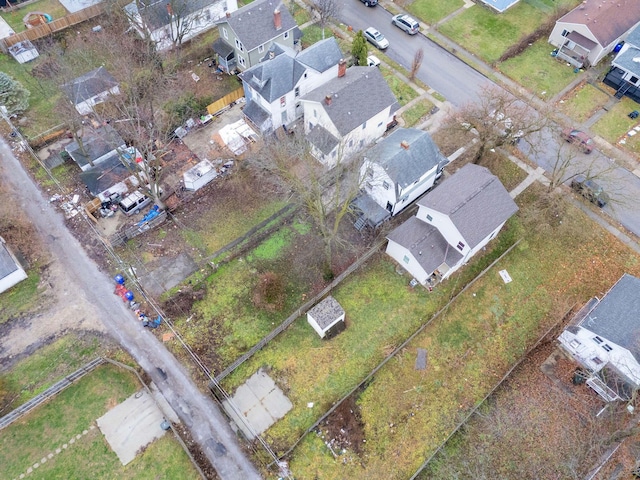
[416,205,469,256]
[385,240,429,284]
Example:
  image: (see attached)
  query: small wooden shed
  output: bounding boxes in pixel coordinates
[307,296,346,339]
[183,159,217,192]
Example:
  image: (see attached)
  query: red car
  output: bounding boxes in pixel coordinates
[560,128,594,154]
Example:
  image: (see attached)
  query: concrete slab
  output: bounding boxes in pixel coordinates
[58,0,103,13]
[96,389,166,465]
[223,369,292,440]
[138,251,198,296]
[0,17,16,40]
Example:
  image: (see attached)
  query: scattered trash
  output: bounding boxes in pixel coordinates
[499,269,512,284]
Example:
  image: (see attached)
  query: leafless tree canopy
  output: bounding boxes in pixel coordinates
[313,0,342,27]
[410,48,424,81]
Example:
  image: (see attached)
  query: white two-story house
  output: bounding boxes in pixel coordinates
[213,0,300,73]
[558,273,640,402]
[125,0,236,51]
[386,163,518,287]
[360,128,448,217]
[300,66,398,167]
[239,38,343,133]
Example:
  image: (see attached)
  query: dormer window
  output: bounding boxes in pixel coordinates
[593,336,603,344]
[284,31,289,39]
[258,44,264,54]
[602,344,613,352]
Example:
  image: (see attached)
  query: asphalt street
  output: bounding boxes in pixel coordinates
[338,0,640,235]
[0,137,261,480]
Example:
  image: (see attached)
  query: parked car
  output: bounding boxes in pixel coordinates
[391,14,420,35]
[359,0,377,6]
[570,174,609,207]
[364,27,389,50]
[561,128,594,154]
[119,190,152,216]
[367,55,381,67]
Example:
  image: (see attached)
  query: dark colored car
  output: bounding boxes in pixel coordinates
[561,128,594,154]
[359,0,377,6]
[570,174,609,207]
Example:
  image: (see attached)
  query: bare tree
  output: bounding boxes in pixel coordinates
[313,0,342,39]
[440,86,549,164]
[254,134,363,276]
[410,48,423,81]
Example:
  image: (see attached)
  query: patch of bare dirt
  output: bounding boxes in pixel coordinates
[318,394,366,456]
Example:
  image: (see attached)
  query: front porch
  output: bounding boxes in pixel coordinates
[555,31,595,69]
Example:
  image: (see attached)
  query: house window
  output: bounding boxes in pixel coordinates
[280,96,286,107]
[203,10,211,21]
[383,181,389,190]
[593,336,603,344]
[366,181,373,191]
[222,27,228,39]
[304,72,308,78]
[602,344,613,352]
[569,339,581,349]
[281,111,288,124]
[367,167,373,178]
[238,55,246,67]
[456,241,465,251]
[403,255,410,264]
[235,39,244,52]
[284,31,289,39]
[426,214,433,222]
[258,44,264,54]
[359,139,364,148]
[295,86,300,98]
[631,75,639,84]
[592,357,603,365]
[313,109,317,118]
[561,29,569,37]
[362,121,367,130]
[378,121,383,127]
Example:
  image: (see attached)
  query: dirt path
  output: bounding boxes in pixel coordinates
[0,138,262,479]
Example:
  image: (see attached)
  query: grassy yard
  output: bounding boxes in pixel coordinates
[1,0,68,32]
[0,363,199,479]
[283,183,640,478]
[401,99,434,127]
[406,0,464,25]
[301,24,329,49]
[557,82,611,124]
[479,150,528,192]
[438,0,579,64]
[0,269,42,325]
[0,334,101,410]
[381,66,418,106]
[498,38,582,99]
[592,96,640,155]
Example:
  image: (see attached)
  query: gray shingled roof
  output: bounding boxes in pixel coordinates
[365,128,448,189]
[226,0,297,52]
[0,242,19,280]
[307,296,345,330]
[566,31,597,50]
[579,274,640,362]
[242,99,270,127]
[307,124,339,155]
[79,152,132,196]
[62,67,118,105]
[296,37,343,73]
[418,163,518,249]
[613,44,640,76]
[558,0,638,47]
[301,66,397,136]
[627,24,640,48]
[240,52,304,103]
[387,216,463,276]
[127,0,216,30]
[65,126,125,170]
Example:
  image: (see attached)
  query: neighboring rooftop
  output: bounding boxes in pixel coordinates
[476,0,520,13]
[365,128,448,189]
[224,0,297,51]
[302,67,397,136]
[307,296,345,330]
[296,37,343,73]
[558,0,640,47]
[65,125,125,170]
[125,0,217,30]
[61,66,118,105]
[578,274,640,362]
[418,164,518,249]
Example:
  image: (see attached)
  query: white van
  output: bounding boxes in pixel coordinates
[119,191,151,216]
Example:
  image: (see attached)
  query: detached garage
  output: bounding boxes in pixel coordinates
[0,237,27,294]
[307,296,346,339]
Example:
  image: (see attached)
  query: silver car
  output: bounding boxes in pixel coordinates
[392,14,420,35]
[364,27,389,50]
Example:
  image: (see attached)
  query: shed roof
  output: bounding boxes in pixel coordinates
[65,125,125,170]
[558,0,640,47]
[578,274,640,362]
[0,241,20,280]
[61,67,118,105]
[417,164,518,249]
[365,128,447,189]
[301,67,396,136]
[225,0,297,51]
[476,0,520,14]
[307,296,345,330]
[612,44,640,76]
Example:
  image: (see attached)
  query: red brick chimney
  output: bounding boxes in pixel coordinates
[166,3,173,16]
[338,59,346,78]
[325,94,332,106]
[400,140,410,150]
[225,10,231,18]
[274,9,282,30]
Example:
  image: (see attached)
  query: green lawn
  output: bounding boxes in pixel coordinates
[592,96,640,155]
[382,66,418,106]
[285,184,640,478]
[301,24,330,49]
[557,82,611,123]
[401,99,434,127]
[480,150,528,192]
[0,269,42,325]
[0,364,199,480]
[1,0,68,32]
[407,0,464,25]
[498,39,583,99]
[438,0,579,64]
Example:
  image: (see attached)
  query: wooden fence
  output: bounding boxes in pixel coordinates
[1,4,104,51]
[109,210,168,247]
[206,87,245,116]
